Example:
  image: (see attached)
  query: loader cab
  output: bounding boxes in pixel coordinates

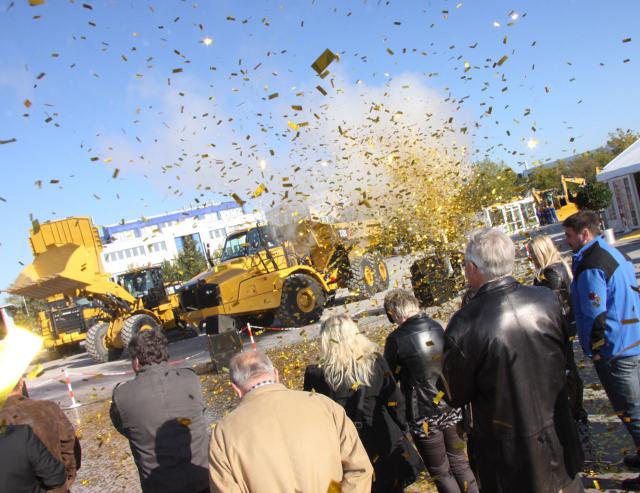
[119,267,167,309]
[220,226,282,262]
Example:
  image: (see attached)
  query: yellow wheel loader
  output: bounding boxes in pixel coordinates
[35,294,101,356]
[7,217,186,363]
[178,219,389,332]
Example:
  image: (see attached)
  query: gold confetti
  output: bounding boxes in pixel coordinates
[252,183,267,198]
[231,193,246,207]
[496,55,508,66]
[287,121,299,131]
[311,48,336,75]
[422,421,429,434]
[23,99,31,108]
[176,417,192,426]
[268,92,279,100]
[28,0,45,5]
[433,390,445,405]
[326,480,341,493]
[202,37,213,46]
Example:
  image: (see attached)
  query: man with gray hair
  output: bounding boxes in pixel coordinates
[208,350,373,493]
[441,228,584,493]
[383,289,478,493]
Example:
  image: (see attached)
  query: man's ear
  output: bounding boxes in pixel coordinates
[131,358,140,373]
[231,382,244,399]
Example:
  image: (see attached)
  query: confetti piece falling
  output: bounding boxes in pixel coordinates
[311,48,336,75]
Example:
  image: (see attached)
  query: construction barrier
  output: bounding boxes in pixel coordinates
[62,368,81,409]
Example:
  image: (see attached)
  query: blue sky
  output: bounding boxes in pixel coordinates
[0,0,638,293]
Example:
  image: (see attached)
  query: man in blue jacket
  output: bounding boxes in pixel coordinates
[564,211,640,481]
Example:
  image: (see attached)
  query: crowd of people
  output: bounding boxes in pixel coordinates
[2,209,640,493]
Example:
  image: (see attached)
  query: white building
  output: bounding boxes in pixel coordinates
[597,138,640,232]
[100,201,265,276]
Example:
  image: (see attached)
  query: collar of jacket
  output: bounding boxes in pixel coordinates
[399,312,430,329]
[238,382,287,406]
[135,361,172,376]
[475,275,518,298]
[571,236,601,269]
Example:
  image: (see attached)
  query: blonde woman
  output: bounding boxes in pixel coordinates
[528,234,573,312]
[527,234,590,438]
[303,314,423,493]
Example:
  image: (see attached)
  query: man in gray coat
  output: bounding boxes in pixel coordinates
[110,330,209,493]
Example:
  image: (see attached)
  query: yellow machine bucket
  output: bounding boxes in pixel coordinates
[8,217,105,300]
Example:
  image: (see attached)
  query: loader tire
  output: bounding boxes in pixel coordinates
[348,256,378,300]
[367,253,390,293]
[120,314,160,349]
[275,274,326,327]
[86,322,122,363]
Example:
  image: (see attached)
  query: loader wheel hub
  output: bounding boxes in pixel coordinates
[364,266,375,286]
[378,261,388,281]
[296,287,317,313]
[140,323,154,332]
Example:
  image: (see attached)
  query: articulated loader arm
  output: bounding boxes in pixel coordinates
[7,217,136,311]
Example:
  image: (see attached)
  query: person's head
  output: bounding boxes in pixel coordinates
[229,350,279,398]
[464,228,515,290]
[319,314,378,391]
[563,210,601,252]
[383,289,420,325]
[128,330,169,373]
[527,234,562,270]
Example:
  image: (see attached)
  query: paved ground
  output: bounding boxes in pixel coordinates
[27,255,416,409]
[24,232,640,492]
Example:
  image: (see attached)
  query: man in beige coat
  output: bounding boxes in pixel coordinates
[209,350,373,493]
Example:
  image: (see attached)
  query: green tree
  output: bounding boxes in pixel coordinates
[576,182,613,212]
[607,128,639,156]
[2,294,47,331]
[527,164,564,190]
[161,236,208,283]
[462,159,524,209]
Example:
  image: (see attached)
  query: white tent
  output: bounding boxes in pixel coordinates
[597,138,640,232]
[597,138,640,182]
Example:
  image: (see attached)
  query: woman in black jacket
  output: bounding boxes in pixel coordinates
[304,314,423,492]
[528,235,590,435]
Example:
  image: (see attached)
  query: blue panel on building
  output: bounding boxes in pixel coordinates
[101,201,241,243]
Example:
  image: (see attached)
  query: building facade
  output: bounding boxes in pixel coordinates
[100,201,265,276]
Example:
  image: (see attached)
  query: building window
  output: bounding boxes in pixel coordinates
[209,228,227,239]
[118,251,124,260]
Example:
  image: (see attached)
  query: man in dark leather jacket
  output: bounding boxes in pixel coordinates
[384,289,478,493]
[441,228,584,493]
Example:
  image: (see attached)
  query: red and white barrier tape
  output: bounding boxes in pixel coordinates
[62,368,81,409]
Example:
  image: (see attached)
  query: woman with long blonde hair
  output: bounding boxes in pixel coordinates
[304,314,423,493]
[528,234,573,303]
[527,234,590,448]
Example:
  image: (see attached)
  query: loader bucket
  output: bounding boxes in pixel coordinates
[8,244,96,299]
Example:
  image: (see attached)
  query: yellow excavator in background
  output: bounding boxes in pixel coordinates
[7,217,187,363]
[531,175,586,222]
[178,219,389,332]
